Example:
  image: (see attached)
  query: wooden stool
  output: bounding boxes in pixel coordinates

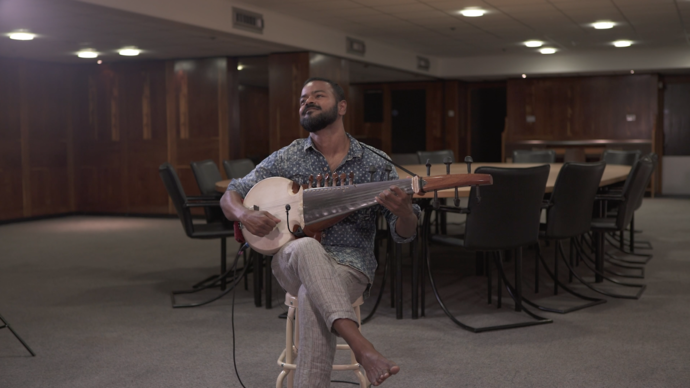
[276,292,369,388]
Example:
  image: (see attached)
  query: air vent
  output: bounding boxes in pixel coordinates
[346,37,366,56]
[417,56,430,71]
[233,7,264,34]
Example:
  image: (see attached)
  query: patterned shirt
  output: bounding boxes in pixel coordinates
[227,133,421,283]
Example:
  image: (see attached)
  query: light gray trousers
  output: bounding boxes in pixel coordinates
[272,238,369,388]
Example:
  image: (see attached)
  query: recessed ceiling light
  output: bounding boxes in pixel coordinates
[540,48,557,54]
[118,47,140,56]
[592,21,615,29]
[9,32,35,40]
[460,8,485,17]
[77,49,98,58]
[524,40,543,48]
[97,60,102,65]
[522,74,527,78]
[613,40,632,47]
[630,70,635,74]
[237,64,244,71]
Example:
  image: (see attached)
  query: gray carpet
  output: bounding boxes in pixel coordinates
[1,198,689,388]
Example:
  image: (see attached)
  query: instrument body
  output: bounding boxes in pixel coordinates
[241,173,492,255]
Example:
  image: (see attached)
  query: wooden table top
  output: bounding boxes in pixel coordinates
[215,163,631,198]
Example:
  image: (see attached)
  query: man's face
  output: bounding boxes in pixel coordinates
[299,81,340,133]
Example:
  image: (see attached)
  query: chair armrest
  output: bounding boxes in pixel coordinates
[184,197,221,208]
[595,194,625,202]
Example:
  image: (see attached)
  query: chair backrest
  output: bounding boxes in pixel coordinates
[391,153,420,166]
[512,149,556,163]
[190,159,224,223]
[223,159,255,179]
[633,153,658,211]
[564,148,586,163]
[602,149,640,166]
[615,157,654,230]
[546,162,606,239]
[417,150,454,164]
[158,163,194,236]
[464,165,550,250]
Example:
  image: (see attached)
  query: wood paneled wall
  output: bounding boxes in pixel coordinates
[506,75,659,142]
[239,85,270,162]
[0,58,75,221]
[0,56,240,221]
[349,81,446,156]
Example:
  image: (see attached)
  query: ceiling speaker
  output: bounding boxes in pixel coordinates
[347,37,366,56]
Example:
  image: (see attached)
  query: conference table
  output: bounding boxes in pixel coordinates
[214,163,631,196]
[214,163,632,319]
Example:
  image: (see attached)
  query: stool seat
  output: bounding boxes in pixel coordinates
[276,292,369,388]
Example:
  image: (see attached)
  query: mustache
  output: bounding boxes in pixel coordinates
[303,103,321,113]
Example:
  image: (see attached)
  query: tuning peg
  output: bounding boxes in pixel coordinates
[444,157,452,175]
[385,164,392,181]
[316,174,323,187]
[349,172,354,185]
[309,175,314,188]
[464,156,473,174]
[325,173,331,187]
[425,159,431,177]
[369,165,377,182]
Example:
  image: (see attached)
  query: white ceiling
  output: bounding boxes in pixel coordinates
[239,0,690,57]
[0,0,296,63]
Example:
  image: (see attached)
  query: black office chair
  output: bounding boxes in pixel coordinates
[0,312,35,356]
[190,160,225,222]
[223,159,255,179]
[159,163,245,308]
[602,149,641,166]
[607,153,658,255]
[424,165,553,332]
[417,150,454,164]
[573,157,654,300]
[390,153,419,166]
[528,162,607,314]
[512,150,556,163]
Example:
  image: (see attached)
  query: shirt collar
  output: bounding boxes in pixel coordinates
[303,132,365,160]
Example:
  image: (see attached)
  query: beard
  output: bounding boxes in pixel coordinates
[300,103,339,133]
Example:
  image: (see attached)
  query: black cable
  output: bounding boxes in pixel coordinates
[330,380,359,385]
[356,140,417,177]
[231,243,250,388]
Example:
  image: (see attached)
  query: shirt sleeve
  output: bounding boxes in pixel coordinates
[381,158,421,244]
[226,151,283,198]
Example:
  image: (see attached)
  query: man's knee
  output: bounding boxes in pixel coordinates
[282,237,323,257]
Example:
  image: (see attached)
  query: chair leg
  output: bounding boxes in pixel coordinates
[254,253,263,308]
[565,237,646,300]
[265,256,273,309]
[0,313,35,356]
[171,243,251,308]
[424,208,552,332]
[411,239,419,319]
[486,253,492,304]
[520,241,607,314]
[362,253,390,324]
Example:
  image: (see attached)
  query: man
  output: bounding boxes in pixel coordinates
[220,77,419,387]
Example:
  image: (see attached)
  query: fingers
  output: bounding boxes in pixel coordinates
[266,212,282,224]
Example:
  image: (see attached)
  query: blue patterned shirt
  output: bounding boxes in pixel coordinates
[227,133,420,283]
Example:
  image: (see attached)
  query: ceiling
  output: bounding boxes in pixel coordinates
[0,0,296,63]
[239,0,690,57]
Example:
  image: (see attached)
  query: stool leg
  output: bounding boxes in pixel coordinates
[286,305,296,388]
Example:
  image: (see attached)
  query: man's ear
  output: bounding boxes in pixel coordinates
[338,100,347,116]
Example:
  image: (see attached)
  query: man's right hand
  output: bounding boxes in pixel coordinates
[239,210,281,237]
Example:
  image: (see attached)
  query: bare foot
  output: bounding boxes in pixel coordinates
[359,348,400,386]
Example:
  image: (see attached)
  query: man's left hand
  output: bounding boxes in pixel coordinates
[375,186,415,220]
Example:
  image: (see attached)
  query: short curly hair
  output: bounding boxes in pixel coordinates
[303,77,345,102]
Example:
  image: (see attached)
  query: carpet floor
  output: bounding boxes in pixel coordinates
[1,198,689,388]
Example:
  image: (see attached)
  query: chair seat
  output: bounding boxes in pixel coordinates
[591,218,617,231]
[190,222,235,239]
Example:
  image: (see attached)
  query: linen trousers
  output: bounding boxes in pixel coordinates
[272,238,369,388]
